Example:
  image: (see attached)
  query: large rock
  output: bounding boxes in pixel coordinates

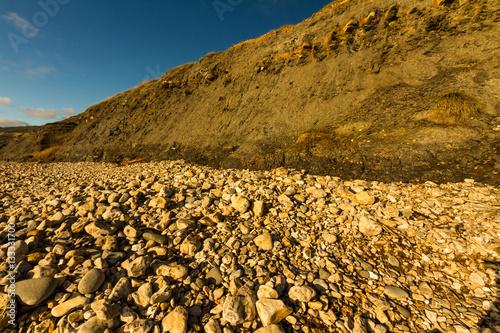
[162,306,188,333]
[256,299,292,326]
[15,277,58,306]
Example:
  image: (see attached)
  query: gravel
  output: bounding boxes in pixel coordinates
[0,161,499,333]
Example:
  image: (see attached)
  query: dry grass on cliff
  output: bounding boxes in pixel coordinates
[429,91,481,125]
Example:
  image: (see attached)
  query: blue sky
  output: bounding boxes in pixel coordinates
[0,0,333,127]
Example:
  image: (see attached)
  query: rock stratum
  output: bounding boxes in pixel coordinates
[1,0,500,184]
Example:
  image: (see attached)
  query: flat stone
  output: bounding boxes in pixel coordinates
[52,295,89,317]
[469,272,485,286]
[454,325,471,333]
[162,306,188,333]
[151,286,172,304]
[253,200,265,217]
[84,222,116,238]
[15,240,29,256]
[256,299,292,326]
[107,192,120,204]
[176,219,196,230]
[384,286,409,299]
[149,196,167,209]
[312,188,327,198]
[180,235,201,256]
[288,286,317,303]
[418,282,434,299]
[134,282,153,308]
[76,316,116,333]
[322,233,337,243]
[222,284,257,325]
[387,255,399,267]
[15,277,58,306]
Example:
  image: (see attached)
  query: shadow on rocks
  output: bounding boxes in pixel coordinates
[477,260,500,332]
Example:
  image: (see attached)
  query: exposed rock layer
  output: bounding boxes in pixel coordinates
[0,0,499,184]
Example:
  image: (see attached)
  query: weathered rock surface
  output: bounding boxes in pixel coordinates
[1,0,499,185]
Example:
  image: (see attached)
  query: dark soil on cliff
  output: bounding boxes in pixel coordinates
[1,0,499,184]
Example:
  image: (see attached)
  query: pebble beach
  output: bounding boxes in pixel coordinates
[0,161,499,333]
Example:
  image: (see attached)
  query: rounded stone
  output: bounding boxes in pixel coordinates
[288,286,317,303]
[206,267,223,286]
[15,277,58,306]
[78,268,105,294]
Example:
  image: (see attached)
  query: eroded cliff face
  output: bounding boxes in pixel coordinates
[1,0,499,184]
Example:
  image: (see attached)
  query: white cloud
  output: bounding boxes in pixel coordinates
[21,107,57,119]
[0,97,11,106]
[61,108,76,118]
[2,12,31,31]
[0,118,29,127]
[21,106,77,120]
[24,66,55,79]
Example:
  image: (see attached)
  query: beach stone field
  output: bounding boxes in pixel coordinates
[0,161,498,333]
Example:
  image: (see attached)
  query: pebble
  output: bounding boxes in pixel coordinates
[142,231,167,245]
[254,233,273,251]
[78,268,105,294]
[51,295,89,317]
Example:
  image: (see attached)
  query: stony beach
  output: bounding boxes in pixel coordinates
[0,161,499,333]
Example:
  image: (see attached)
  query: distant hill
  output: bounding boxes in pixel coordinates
[1,0,499,184]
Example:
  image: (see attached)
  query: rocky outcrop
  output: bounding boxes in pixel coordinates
[1,0,499,184]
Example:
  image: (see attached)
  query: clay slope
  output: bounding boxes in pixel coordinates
[1,0,499,184]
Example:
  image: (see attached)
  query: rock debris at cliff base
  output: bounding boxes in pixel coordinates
[0,161,499,333]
